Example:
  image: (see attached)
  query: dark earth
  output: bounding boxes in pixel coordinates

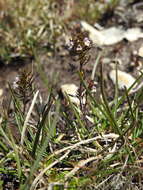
[0,1,143,104]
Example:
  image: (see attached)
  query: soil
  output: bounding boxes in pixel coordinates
[0,37,142,104]
[0,1,143,106]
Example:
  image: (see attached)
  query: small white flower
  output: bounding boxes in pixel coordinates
[15,76,20,82]
[76,44,82,51]
[83,37,91,47]
[67,39,74,50]
[13,76,20,89]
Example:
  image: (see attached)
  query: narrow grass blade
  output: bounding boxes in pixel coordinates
[21,90,39,145]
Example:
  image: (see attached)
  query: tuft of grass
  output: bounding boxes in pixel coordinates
[1,29,143,189]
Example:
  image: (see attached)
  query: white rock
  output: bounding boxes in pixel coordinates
[138,45,143,57]
[61,84,80,105]
[61,84,86,106]
[109,70,136,90]
[81,21,143,46]
[101,27,125,45]
[125,28,143,42]
[0,89,3,97]
[81,21,104,45]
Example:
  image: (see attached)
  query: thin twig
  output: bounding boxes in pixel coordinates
[65,155,102,180]
[116,155,129,181]
[130,81,143,94]
[48,133,119,159]
[91,52,102,80]
[30,150,70,190]
[30,134,119,189]
[21,90,39,145]
[95,174,114,189]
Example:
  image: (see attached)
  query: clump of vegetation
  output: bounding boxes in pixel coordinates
[0,0,143,190]
[0,31,143,189]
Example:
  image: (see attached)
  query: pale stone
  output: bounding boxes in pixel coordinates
[61,84,80,105]
[138,45,143,57]
[109,70,136,90]
[61,84,86,106]
[81,21,143,46]
[0,89,3,97]
[125,28,143,42]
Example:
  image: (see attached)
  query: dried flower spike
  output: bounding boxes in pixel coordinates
[12,70,34,105]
